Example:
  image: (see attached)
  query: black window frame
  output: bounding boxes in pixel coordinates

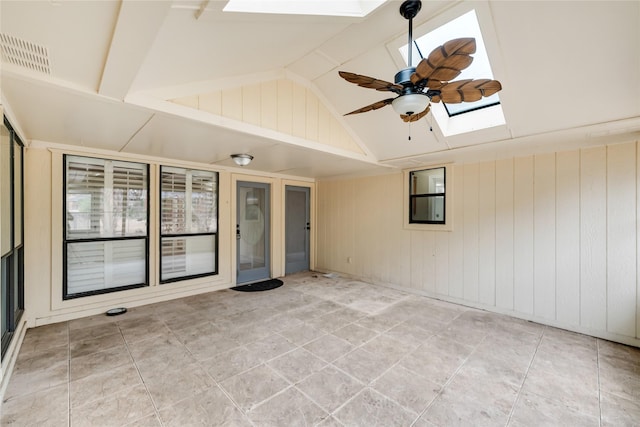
[62,154,150,300]
[1,117,24,359]
[159,166,219,284]
[408,166,446,225]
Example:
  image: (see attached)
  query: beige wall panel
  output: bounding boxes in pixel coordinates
[513,156,534,315]
[637,142,640,339]
[606,142,637,336]
[221,87,242,121]
[495,158,514,310]
[463,163,480,302]
[422,232,436,292]
[580,146,608,331]
[316,181,328,269]
[448,165,464,298]
[199,92,222,116]
[534,153,556,320]
[24,148,53,320]
[291,84,307,139]
[305,90,319,142]
[478,161,496,306]
[435,231,449,295]
[242,84,261,126]
[410,231,423,290]
[260,81,278,131]
[317,105,331,146]
[172,95,198,109]
[555,150,581,326]
[277,80,293,135]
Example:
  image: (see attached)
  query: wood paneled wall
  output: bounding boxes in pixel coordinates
[171,79,364,155]
[316,141,640,345]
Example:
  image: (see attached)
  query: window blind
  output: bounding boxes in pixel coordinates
[160,167,218,282]
[64,155,148,298]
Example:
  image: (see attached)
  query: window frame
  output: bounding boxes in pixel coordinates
[403,164,454,231]
[159,166,219,284]
[1,117,24,359]
[62,154,150,300]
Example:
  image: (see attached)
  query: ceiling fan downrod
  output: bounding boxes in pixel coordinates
[399,0,422,68]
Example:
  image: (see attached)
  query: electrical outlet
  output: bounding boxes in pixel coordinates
[347,257,352,264]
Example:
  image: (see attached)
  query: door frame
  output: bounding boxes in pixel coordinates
[284,185,311,275]
[281,180,315,275]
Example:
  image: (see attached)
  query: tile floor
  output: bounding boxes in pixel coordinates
[2,272,640,426]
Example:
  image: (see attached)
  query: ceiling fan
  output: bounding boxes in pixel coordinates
[339,0,502,123]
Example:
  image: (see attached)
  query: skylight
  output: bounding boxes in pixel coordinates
[223,0,386,17]
[400,10,505,135]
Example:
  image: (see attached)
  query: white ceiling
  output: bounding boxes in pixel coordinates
[1,0,639,179]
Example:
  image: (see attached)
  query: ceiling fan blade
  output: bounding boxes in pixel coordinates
[339,71,403,94]
[344,98,395,115]
[411,38,476,84]
[439,79,502,103]
[401,105,430,122]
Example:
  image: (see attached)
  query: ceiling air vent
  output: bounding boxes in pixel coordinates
[0,33,50,74]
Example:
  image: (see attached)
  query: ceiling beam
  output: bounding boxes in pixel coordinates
[98,0,171,100]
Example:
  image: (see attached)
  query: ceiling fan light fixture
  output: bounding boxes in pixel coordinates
[231,153,253,166]
[392,94,429,116]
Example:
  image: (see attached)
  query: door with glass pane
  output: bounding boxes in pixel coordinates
[285,186,310,274]
[236,182,270,284]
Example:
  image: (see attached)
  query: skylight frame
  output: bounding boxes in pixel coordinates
[401,9,501,117]
[223,0,386,17]
[392,5,507,137]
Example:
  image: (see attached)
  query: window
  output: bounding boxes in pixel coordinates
[160,166,218,283]
[404,164,453,231]
[409,167,446,224]
[63,155,149,299]
[1,117,24,358]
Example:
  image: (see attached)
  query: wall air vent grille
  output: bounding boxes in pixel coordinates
[0,33,50,74]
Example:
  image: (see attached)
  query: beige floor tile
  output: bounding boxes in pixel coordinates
[159,386,250,427]
[372,364,440,414]
[71,384,155,427]
[70,362,142,408]
[296,365,363,413]
[508,390,599,427]
[199,346,259,382]
[304,334,354,363]
[70,345,134,381]
[1,383,68,426]
[279,323,327,346]
[243,333,297,363]
[220,364,289,411]
[398,335,475,385]
[4,359,68,400]
[600,390,640,427]
[247,386,328,426]
[333,347,395,385]
[69,331,126,358]
[5,272,638,426]
[331,323,378,346]
[142,362,215,410]
[334,388,416,427]
[267,347,327,384]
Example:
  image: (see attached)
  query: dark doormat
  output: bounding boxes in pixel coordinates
[231,278,283,292]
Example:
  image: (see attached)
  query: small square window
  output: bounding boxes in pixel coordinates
[409,167,445,224]
[404,165,453,231]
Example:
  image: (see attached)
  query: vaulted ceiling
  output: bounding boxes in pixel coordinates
[1,1,639,179]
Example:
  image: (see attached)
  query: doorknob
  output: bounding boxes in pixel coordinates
[236,224,241,239]
[306,222,310,230]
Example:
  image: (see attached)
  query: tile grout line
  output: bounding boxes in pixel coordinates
[504,325,546,426]
[118,323,165,427]
[67,322,71,427]
[596,339,603,427]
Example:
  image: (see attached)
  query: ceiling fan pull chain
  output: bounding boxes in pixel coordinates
[408,121,412,141]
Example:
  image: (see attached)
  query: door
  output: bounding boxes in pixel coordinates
[285,186,310,274]
[236,181,270,284]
